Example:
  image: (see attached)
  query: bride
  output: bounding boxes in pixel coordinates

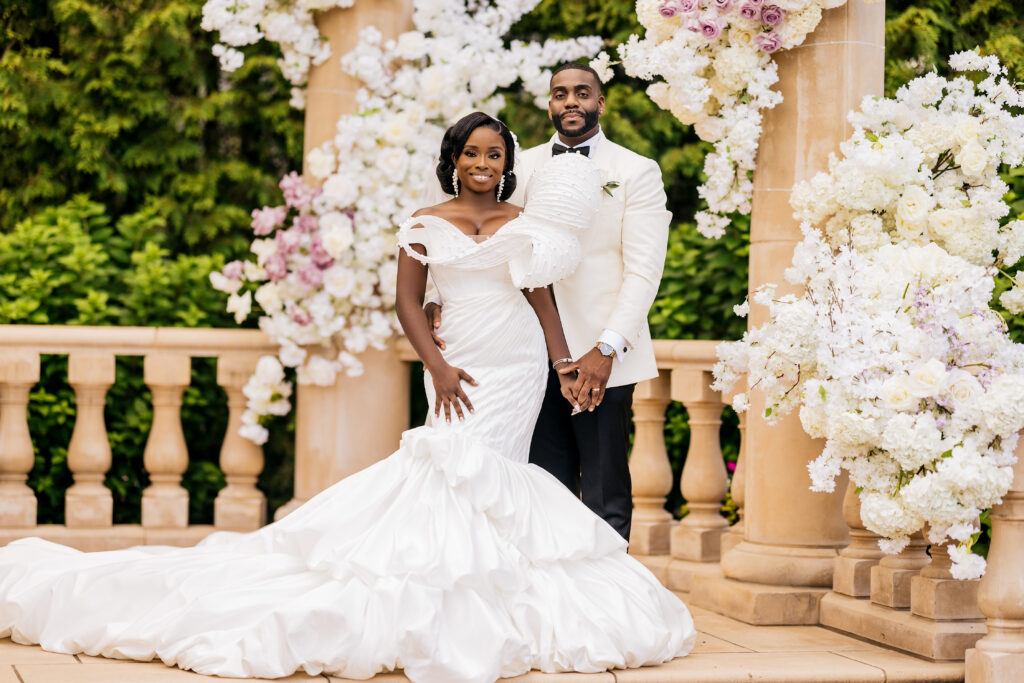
[0,112,695,683]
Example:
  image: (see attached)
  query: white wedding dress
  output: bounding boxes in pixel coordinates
[0,154,695,682]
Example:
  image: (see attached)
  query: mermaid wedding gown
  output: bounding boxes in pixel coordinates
[0,154,695,682]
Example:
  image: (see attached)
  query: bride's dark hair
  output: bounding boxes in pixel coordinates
[436,112,517,201]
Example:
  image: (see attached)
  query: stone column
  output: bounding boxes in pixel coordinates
[0,352,40,528]
[628,371,674,557]
[701,2,884,622]
[721,389,746,556]
[278,1,415,519]
[141,354,191,528]
[832,480,884,597]
[65,352,116,528]
[215,353,266,530]
[965,441,1024,681]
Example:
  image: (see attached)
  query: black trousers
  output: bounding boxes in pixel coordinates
[529,368,635,541]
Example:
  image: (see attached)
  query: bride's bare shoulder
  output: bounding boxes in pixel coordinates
[413,200,457,218]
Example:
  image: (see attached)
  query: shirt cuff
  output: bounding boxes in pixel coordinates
[597,329,630,363]
[425,294,441,307]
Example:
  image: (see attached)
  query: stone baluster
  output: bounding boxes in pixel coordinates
[214,353,267,531]
[912,538,984,622]
[628,370,673,556]
[722,390,747,556]
[0,352,40,527]
[65,352,116,528]
[832,480,884,597]
[670,368,729,563]
[870,530,930,609]
[966,443,1024,681]
[141,354,191,528]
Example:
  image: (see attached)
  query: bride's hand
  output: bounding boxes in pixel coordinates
[557,369,591,414]
[430,363,478,422]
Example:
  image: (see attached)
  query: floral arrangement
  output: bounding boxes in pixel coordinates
[713,51,1024,579]
[208,1,601,442]
[201,0,353,108]
[619,0,864,239]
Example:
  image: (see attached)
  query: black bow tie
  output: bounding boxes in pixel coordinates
[552,143,590,157]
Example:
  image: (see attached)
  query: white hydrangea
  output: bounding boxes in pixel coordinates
[621,0,875,237]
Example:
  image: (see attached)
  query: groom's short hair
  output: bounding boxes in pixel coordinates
[551,62,603,93]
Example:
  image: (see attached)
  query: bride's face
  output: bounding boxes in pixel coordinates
[454,126,506,197]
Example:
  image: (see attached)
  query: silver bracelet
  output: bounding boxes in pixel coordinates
[552,357,573,369]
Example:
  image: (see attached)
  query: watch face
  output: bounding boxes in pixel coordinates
[598,342,614,356]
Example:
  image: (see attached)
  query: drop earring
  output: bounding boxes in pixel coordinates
[452,168,460,198]
[496,173,506,202]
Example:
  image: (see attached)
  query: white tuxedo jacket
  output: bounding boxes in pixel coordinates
[510,140,670,388]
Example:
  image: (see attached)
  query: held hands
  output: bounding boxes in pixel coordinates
[431,362,477,423]
[557,347,614,413]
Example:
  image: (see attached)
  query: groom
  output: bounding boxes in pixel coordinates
[507,62,670,541]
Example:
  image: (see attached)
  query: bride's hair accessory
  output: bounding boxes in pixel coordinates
[496,173,506,202]
[452,168,460,198]
[437,111,518,199]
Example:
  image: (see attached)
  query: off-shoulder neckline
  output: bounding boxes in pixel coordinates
[409,213,524,242]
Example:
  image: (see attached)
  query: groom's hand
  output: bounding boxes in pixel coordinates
[563,348,613,412]
[423,302,445,349]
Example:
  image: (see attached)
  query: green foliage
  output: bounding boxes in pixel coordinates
[0,0,303,254]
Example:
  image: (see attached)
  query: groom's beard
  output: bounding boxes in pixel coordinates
[552,108,600,139]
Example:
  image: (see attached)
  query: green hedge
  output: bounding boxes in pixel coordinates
[4,0,1023,523]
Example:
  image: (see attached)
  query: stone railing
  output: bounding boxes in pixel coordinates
[0,326,279,550]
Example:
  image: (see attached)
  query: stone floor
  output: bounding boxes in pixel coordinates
[0,599,965,683]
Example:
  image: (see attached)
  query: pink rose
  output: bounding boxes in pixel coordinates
[294,214,319,233]
[747,0,763,5]
[686,17,702,32]
[699,14,723,39]
[711,0,731,11]
[309,236,335,270]
[738,2,759,20]
[287,304,312,326]
[754,30,782,53]
[275,227,302,255]
[298,264,323,289]
[279,171,318,209]
[265,253,287,282]
[658,0,683,17]
[761,4,785,26]
[678,0,699,12]
[222,260,244,280]
[250,206,287,236]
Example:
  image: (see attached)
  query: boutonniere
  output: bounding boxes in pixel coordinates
[601,180,620,197]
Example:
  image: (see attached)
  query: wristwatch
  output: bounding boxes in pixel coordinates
[595,341,617,359]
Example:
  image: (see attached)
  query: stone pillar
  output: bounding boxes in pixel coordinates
[870,531,930,609]
[628,371,674,557]
[65,352,115,528]
[278,1,415,519]
[141,354,191,528]
[708,2,883,616]
[0,352,40,528]
[214,353,266,531]
[966,442,1024,681]
[832,480,884,597]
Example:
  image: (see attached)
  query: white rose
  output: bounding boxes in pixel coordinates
[880,373,918,411]
[906,358,946,398]
[958,141,988,178]
[953,117,980,146]
[226,290,252,324]
[323,265,356,298]
[297,355,340,386]
[305,147,336,179]
[896,185,933,226]
[254,282,283,313]
[927,209,963,241]
[254,355,285,385]
[943,369,982,405]
[278,343,307,368]
[320,212,355,258]
[377,147,410,181]
[321,174,359,208]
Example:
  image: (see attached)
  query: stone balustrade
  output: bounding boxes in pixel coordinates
[0,325,280,550]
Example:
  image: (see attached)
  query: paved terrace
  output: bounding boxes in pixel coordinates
[1,598,965,683]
